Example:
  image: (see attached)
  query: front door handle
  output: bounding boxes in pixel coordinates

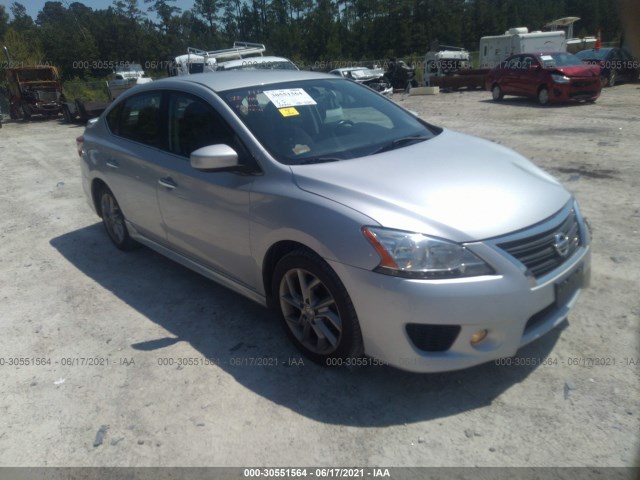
[106,160,119,169]
[158,177,177,190]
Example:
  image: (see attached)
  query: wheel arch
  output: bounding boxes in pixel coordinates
[91,178,110,218]
[262,240,322,309]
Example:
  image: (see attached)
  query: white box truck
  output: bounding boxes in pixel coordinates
[479,28,566,68]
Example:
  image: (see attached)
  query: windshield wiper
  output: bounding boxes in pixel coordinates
[296,157,341,165]
[373,135,431,154]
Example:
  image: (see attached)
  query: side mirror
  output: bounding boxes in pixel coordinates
[190,144,239,171]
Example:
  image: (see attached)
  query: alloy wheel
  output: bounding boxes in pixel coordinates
[279,268,342,355]
[101,192,127,245]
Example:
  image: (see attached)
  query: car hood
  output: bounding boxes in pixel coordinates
[553,65,600,77]
[355,74,382,81]
[291,129,571,242]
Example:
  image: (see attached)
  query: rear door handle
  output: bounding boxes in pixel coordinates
[158,177,177,190]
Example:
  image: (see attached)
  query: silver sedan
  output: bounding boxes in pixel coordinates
[78,70,590,372]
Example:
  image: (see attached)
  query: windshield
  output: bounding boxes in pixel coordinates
[221,78,438,165]
[15,68,58,82]
[539,52,584,68]
[575,49,612,61]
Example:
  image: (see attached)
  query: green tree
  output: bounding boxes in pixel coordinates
[1,27,44,64]
[303,0,341,61]
[144,0,181,32]
[193,0,218,30]
[112,0,145,22]
[0,5,9,40]
[9,2,35,32]
[36,2,100,78]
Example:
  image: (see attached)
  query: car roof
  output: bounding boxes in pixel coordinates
[506,51,574,58]
[534,51,576,56]
[576,47,614,55]
[148,70,338,92]
[502,51,580,62]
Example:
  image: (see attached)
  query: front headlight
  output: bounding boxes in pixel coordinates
[362,227,494,279]
[551,74,570,84]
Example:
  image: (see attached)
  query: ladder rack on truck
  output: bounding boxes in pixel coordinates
[188,42,266,61]
[171,42,266,76]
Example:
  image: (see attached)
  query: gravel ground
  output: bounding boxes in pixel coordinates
[0,83,638,474]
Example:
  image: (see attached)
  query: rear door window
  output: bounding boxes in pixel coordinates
[111,92,163,148]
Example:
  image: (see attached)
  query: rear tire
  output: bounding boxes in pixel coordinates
[272,249,363,365]
[98,186,137,251]
[491,84,503,101]
[608,70,617,87]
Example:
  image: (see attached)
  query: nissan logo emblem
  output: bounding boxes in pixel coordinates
[553,233,571,258]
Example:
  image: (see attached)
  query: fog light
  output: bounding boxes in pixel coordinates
[470,329,488,346]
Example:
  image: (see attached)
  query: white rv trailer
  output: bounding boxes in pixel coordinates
[479,28,566,68]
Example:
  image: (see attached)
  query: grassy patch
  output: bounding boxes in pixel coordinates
[63,78,110,102]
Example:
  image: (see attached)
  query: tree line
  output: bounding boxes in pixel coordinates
[0,0,622,80]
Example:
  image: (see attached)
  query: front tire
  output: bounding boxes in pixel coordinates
[537,87,549,106]
[608,69,617,87]
[272,249,363,365]
[98,186,137,251]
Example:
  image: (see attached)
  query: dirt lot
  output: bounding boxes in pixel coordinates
[0,84,638,474]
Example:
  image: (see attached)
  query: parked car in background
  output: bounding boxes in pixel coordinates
[329,67,392,95]
[78,70,590,372]
[575,47,639,87]
[486,51,601,105]
[107,63,153,99]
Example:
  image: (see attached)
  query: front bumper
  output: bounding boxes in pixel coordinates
[550,78,600,102]
[328,204,591,373]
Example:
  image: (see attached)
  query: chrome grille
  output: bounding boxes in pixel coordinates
[498,210,581,278]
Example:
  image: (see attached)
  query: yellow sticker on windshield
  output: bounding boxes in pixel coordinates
[279,107,299,117]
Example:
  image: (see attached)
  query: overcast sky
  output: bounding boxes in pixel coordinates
[0,0,198,21]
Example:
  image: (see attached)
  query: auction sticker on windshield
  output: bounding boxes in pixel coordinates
[278,107,300,117]
[540,54,556,67]
[264,89,317,108]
